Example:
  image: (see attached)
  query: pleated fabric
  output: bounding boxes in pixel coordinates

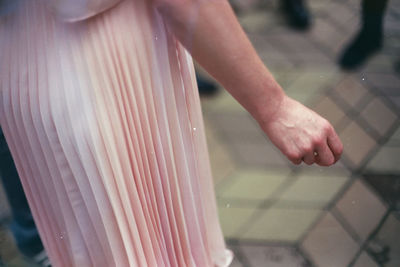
[0,0,233,266]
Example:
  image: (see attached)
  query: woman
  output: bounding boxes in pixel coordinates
[0,0,342,266]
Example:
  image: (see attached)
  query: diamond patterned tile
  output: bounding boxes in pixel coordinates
[204,117,220,153]
[201,90,247,113]
[218,206,257,239]
[230,141,290,168]
[333,76,370,108]
[272,71,301,89]
[339,121,376,167]
[301,212,359,267]
[366,73,400,95]
[335,180,387,242]
[359,98,398,137]
[366,146,400,173]
[239,245,310,267]
[222,123,267,146]
[375,213,400,267]
[209,112,258,136]
[353,252,379,267]
[209,144,236,186]
[362,54,396,74]
[285,71,338,104]
[238,10,275,33]
[241,208,322,242]
[219,169,290,203]
[277,172,349,208]
[0,182,10,222]
[0,227,19,263]
[313,96,346,127]
[391,96,400,111]
[307,17,346,54]
[386,126,400,146]
[325,1,357,29]
[226,257,244,267]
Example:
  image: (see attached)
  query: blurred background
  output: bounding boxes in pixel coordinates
[1,0,400,266]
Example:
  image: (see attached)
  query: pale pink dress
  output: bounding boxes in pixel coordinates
[0,0,233,266]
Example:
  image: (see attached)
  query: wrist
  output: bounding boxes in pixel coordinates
[252,83,286,126]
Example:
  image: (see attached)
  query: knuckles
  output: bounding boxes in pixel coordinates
[287,151,302,162]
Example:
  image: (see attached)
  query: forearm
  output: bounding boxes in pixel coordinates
[155,0,285,123]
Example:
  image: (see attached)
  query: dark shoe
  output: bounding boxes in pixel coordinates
[394,59,400,76]
[339,29,382,70]
[197,75,219,96]
[282,0,311,30]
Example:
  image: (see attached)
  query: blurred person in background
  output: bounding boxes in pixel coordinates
[281,0,311,30]
[339,0,389,69]
[0,128,50,267]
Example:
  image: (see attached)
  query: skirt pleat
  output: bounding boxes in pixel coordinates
[0,0,233,266]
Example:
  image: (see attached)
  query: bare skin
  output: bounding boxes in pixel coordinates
[154,0,343,166]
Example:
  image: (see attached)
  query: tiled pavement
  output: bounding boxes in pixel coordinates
[1,0,400,266]
[201,0,400,266]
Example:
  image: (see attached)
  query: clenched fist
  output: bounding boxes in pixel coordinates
[260,96,343,166]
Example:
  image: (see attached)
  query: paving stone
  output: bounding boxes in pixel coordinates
[289,50,332,66]
[333,76,370,108]
[201,90,247,113]
[285,71,337,104]
[307,17,346,55]
[386,35,400,52]
[272,71,301,89]
[339,121,376,167]
[353,252,379,267]
[241,208,322,242]
[366,146,400,173]
[375,213,400,267]
[335,180,387,242]
[362,54,396,74]
[308,0,333,13]
[209,144,236,187]
[301,212,359,267]
[387,126,400,145]
[390,96,400,111]
[219,169,290,203]
[313,96,347,127]
[325,2,359,33]
[204,120,219,153]
[218,206,258,239]
[268,33,314,54]
[363,174,400,209]
[221,123,267,146]
[230,0,260,12]
[238,10,276,33]
[239,245,310,267]
[0,182,11,223]
[359,98,398,137]
[366,73,400,95]
[230,141,290,168]
[0,227,20,264]
[209,112,258,136]
[226,256,244,267]
[276,172,349,208]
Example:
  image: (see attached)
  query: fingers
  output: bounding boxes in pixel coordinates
[315,141,335,166]
[327,130,343,163]
[297,130,341,166]
[302,151,315,165]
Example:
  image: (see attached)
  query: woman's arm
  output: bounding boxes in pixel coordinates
[154,0,343,166]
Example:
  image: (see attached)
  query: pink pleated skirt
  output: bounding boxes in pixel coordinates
[0,1,233,266]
